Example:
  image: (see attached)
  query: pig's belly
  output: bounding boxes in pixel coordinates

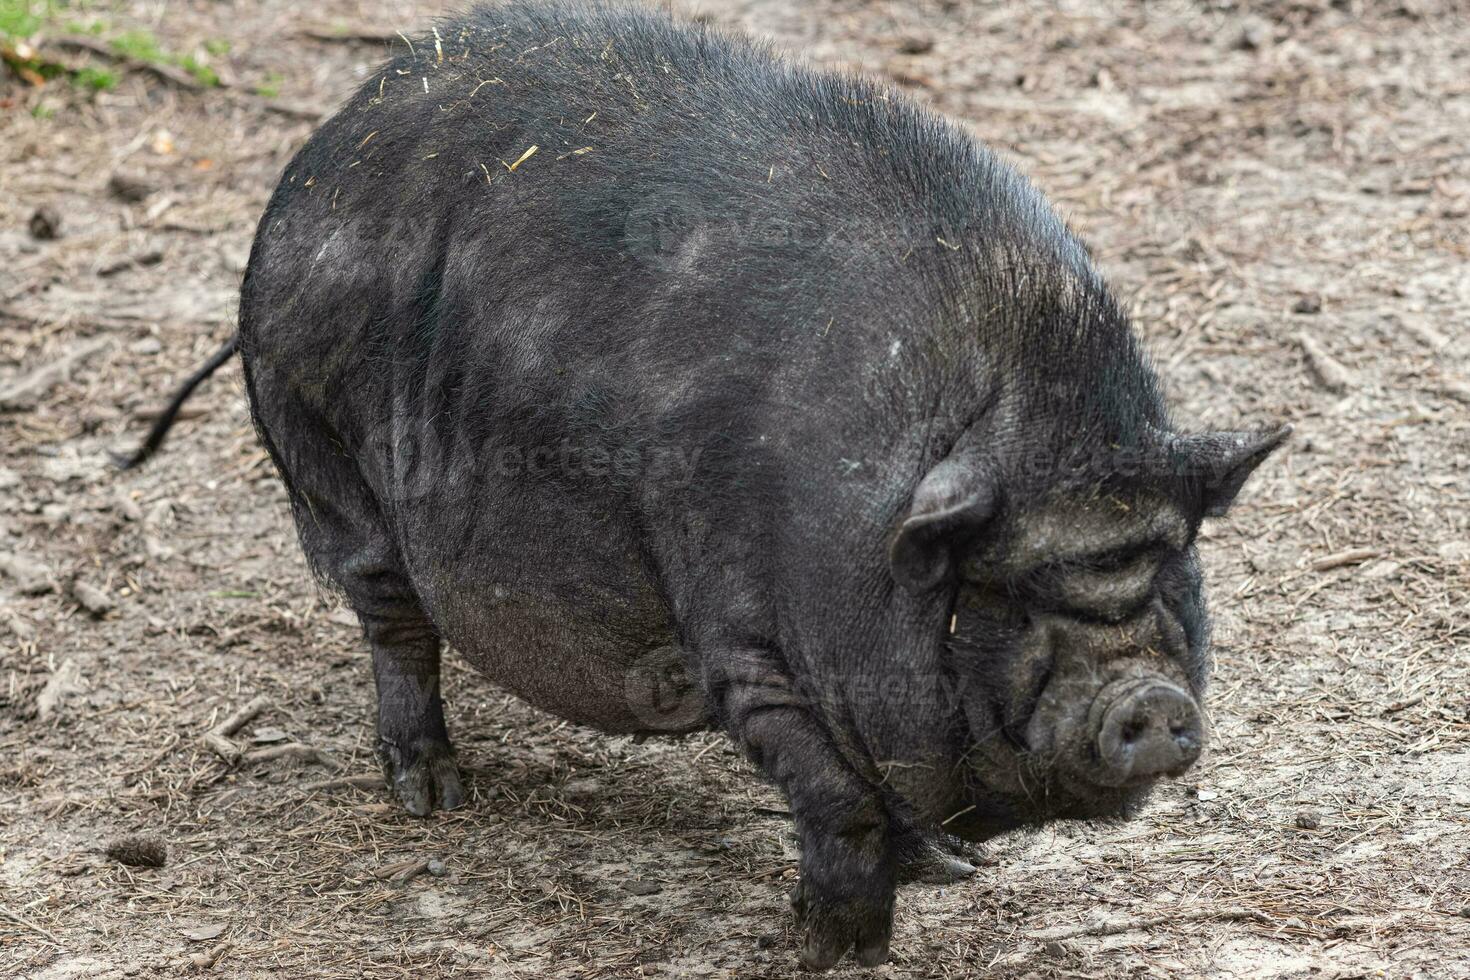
[396,491,706,735]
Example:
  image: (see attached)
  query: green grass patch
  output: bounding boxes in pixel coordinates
[0,0,46,39]
[255,70,282,99]
[2,1,107,40]
[111,28,221,87]
[178,53,216,86]
[108,28,162,62]
[2,3,224,92]
[62,16,104,35]
[73,63,114,89]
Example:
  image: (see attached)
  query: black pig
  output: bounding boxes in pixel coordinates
[128,1,1288,968]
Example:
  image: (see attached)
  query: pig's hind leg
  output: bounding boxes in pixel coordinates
[358,577,464,818]
[271,442,464,817]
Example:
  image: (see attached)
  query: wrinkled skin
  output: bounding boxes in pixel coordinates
[233,2,1288,969]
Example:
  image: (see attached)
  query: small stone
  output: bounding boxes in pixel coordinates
[144,498,175,527]
[0,552,53,595]
[622,878,663,896]
[1294,810,1321,830]
[1233,17,1271,51]
[181,923,227,942]
[1364,560,1402,581]
[29,205,62,240]
[109,172,156,203]
[564,777,603,797]
[129,337,163,356]
[1437,541,1470,563]
[427,858,447,877]
[71,579,116,616]
[896,33,934,55]
[115,489,145,523]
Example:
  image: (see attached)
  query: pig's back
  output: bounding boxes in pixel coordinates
[237,1,1086,730]
[241,0,1086,494]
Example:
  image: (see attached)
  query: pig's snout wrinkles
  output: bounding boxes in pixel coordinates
[1087,675,1203,786]
[1006,610,1208,797]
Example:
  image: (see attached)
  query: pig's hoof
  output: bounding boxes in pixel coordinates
[789,879,894,970]
[378,738,464,817]
[896,834,980,886]
[902,849,978,885]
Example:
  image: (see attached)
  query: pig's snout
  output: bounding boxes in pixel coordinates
[1086,676,1202,786]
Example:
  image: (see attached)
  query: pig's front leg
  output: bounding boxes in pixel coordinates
[703,648,896,970]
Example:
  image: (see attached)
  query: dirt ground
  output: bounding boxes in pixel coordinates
[2,0,1467,977]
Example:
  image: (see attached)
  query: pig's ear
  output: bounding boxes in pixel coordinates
[1174,424,1292,518]
[890,459,998,594]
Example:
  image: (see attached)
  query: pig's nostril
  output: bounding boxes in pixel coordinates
[1091,678,1203,786]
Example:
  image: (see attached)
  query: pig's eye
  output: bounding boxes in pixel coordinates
[1025,544,1168,623]
[1068,539,1164,575]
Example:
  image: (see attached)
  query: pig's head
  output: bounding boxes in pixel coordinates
[880,330,1289,838]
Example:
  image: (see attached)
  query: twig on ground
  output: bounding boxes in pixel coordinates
[0,337,112,410]
[1312,548,1382,572]
[189,941,233,970]
[0,905,62,945]
[302,773,383,792]
[221,90,327,122]
[202,695,271,764]
[374,858,431,883]
[299,25,404,44]
[244,742,340,769]
[135,403,209,423]
[1029,907,1274,942]
[215,695,272,737]
[1298,332,1354,394]
[98,250,165,277]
